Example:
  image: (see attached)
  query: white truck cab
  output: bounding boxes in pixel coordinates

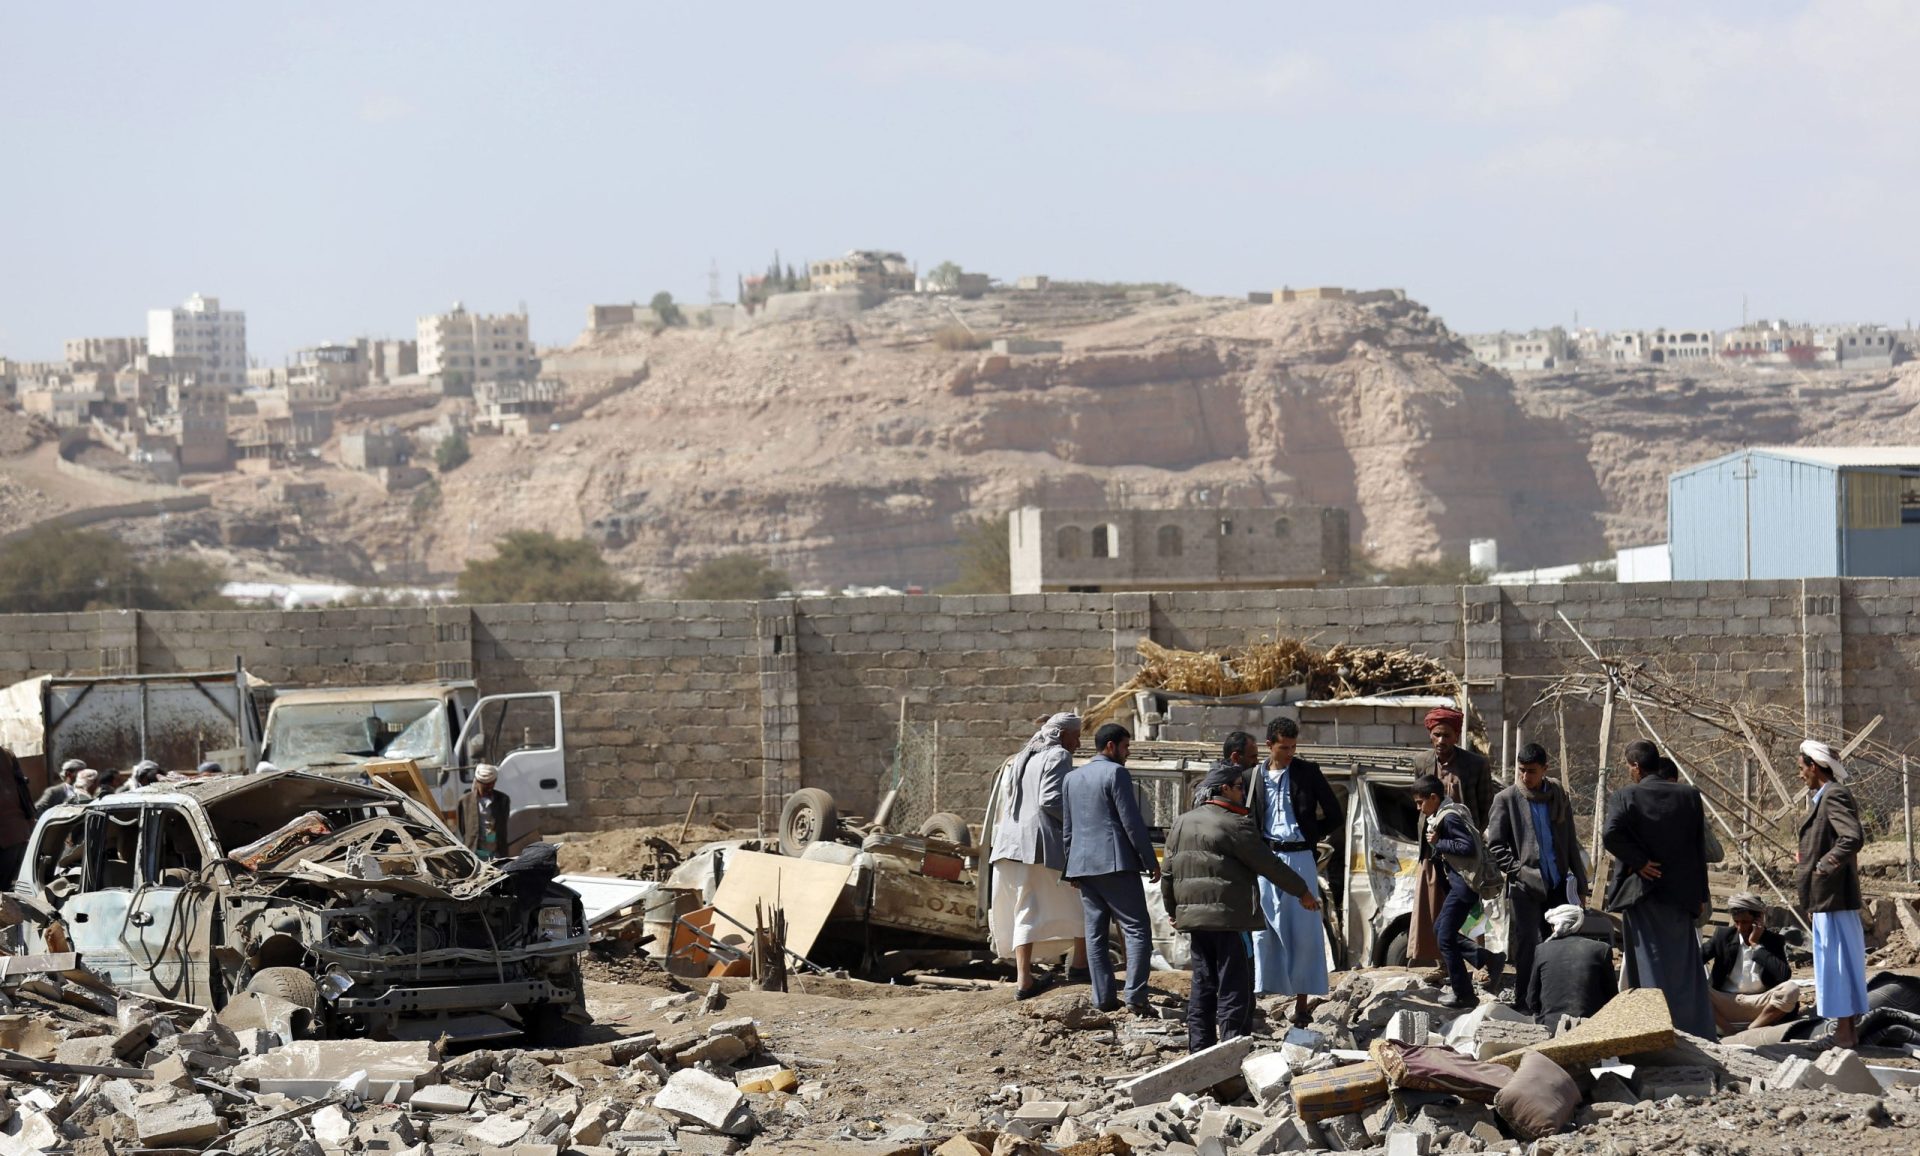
[261,681,566,847]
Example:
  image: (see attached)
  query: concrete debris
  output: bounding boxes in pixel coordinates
[136,1092,224,1146]
[653,1067,760,1136]
[1815,1047,1884,1095]
[1384,1010,1430,1046]
[1240,1051,1293,1107]
[1118,1036,1258,1106]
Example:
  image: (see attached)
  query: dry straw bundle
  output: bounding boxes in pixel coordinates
[1084,636,1460,727]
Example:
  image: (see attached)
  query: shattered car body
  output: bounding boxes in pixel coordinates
[11,771,588,1038]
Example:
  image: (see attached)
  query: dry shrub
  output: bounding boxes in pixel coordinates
[933,326,987,352]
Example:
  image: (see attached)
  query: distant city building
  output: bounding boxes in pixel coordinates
[361,338,418,384]
[1718,320,1827,365]
[1009,506,1351,595]
[1464,328,1568,371]
[1605,327,1714,364]
[473,377,563,436]
[1833,326,1899,369]
[339,427,410,471]
[418,303,533,390]
[1670,446,1920,579]
[64,336,147,371]
[147,293,247,389]
[808,251,915,296]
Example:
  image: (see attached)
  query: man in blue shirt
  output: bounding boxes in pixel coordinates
[1487,744,1588,1014]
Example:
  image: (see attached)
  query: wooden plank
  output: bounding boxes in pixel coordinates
[0,953,77,979]
[1837,714,1883,760]
[708,850,853,961]
[1731,710,1794,809]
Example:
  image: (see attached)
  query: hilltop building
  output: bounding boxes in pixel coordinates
[1009,506,1351,595]
[418,303,533,391]
[148,294,247,389]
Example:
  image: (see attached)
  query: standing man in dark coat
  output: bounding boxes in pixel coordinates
[1412,707,1493,827]
[1797,740,1867,1048]
[1486,743,1588,1014]
[1063,723,1159,1015]
[1602,739,1715,1038]
[457,764,512,862]
[1163,758,1318,1051]
[0,747,35,885]
[1244,716,1343,1028]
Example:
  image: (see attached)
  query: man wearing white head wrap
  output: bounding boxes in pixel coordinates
[1524,903,1616,1021]
[1705,893,1800,1034]
[457,763,511,862]
[1544,904,1585,938]
[989,712,1089,998]
[1798,739,1866,1046]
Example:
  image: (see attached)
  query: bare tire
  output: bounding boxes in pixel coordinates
[779,788,839,857]
[917,812,972,847]
[246,966,320,1037]
[1380,928,1410,969]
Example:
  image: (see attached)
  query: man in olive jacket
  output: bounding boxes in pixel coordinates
[1162,759,1319,1052]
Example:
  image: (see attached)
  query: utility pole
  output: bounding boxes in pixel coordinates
[1733,452,1758,579]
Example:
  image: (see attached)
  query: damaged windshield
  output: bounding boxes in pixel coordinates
[266,699,447,768]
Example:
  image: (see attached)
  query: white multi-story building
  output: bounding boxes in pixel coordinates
[147,293,248,389]
[417,303,532,387]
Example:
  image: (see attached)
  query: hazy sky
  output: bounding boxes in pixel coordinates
[4,1,1916,361]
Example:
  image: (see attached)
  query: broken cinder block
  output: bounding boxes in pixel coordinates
[1385,1010,1430,1046]
[1815,1048,1882,1095]
[653,1067,759,1137]
[1118,1035,1258,1106]
[1241,1051,1293,1107]
[135,1093,223,1146]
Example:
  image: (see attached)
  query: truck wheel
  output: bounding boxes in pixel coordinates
[1381,928,1410,968]
[779,788,839,857]
[246,967,320,1036]
[916,812,972,847]
[521,962,589,1045]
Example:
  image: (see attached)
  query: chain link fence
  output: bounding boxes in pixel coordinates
[887,716,942,836]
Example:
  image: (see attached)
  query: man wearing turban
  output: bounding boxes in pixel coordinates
[1412,707,1493,828]
[1796,739,1867,1047]
[988,712,1090,999]
[1704,893,1800,1035]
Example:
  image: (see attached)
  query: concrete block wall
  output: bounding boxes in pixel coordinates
[2,577,1917,836]
[791,593,1119,822]
[470,601,763,831]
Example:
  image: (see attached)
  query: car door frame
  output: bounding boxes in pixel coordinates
[124,802,217,1007]
[452,691,566,850]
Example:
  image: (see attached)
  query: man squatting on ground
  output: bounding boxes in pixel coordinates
[1706,892,1801,1035]
[1162,754,1318,1052]
[988,711,1090,1000]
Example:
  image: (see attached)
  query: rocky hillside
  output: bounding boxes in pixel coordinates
[332,290,1604,591]
[105,289,1920,594]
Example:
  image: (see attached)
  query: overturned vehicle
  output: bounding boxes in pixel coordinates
[9,771,588,1041]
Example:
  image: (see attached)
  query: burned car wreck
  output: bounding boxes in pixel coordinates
[9,770,588,1041]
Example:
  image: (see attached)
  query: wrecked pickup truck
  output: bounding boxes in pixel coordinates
[9,770,588,1041]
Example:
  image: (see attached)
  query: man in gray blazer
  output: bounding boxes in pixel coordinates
[1063,722,1160,1013]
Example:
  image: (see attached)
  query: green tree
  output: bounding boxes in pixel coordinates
[457,531,631,603]
[678,553,791,600]
[650,291,685,327]
[926,261,964,292]
[435,430,470,473]
[938,514,1010,594]
[0,526,229,613]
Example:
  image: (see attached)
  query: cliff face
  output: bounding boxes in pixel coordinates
[277,291,1615,591]
[369,291,1616,591]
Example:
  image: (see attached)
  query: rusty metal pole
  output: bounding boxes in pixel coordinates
[1905,755,1914,886]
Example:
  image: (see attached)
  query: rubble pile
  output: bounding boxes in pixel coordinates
[865,975,1920,1156]
[0,959,812,1155]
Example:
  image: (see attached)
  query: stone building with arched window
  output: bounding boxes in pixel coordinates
[1009,506,1350,594]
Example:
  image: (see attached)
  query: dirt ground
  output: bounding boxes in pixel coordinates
[553,823,748,875]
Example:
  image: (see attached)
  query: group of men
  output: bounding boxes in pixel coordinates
[989,701,1872,1054]
[0,751,173,884]
[988,713,1337,1050]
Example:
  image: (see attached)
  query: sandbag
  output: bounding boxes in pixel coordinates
[1493,1051,1581,1141]
[1290,1061,1390,1123]
[1368,1040,1514,1103]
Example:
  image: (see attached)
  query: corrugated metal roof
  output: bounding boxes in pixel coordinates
[1753,446,1920,469]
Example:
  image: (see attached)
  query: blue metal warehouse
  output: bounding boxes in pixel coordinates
[1670,446,1920,579]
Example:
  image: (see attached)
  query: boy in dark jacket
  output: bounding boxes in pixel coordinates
[1162,761,1318,1052]
[1414,774,1505,1008]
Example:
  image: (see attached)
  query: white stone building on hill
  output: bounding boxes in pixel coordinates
[148,293,247,389]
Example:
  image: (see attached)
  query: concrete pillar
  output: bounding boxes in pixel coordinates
[755,600,801,835]
[1800,578,1843,735]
